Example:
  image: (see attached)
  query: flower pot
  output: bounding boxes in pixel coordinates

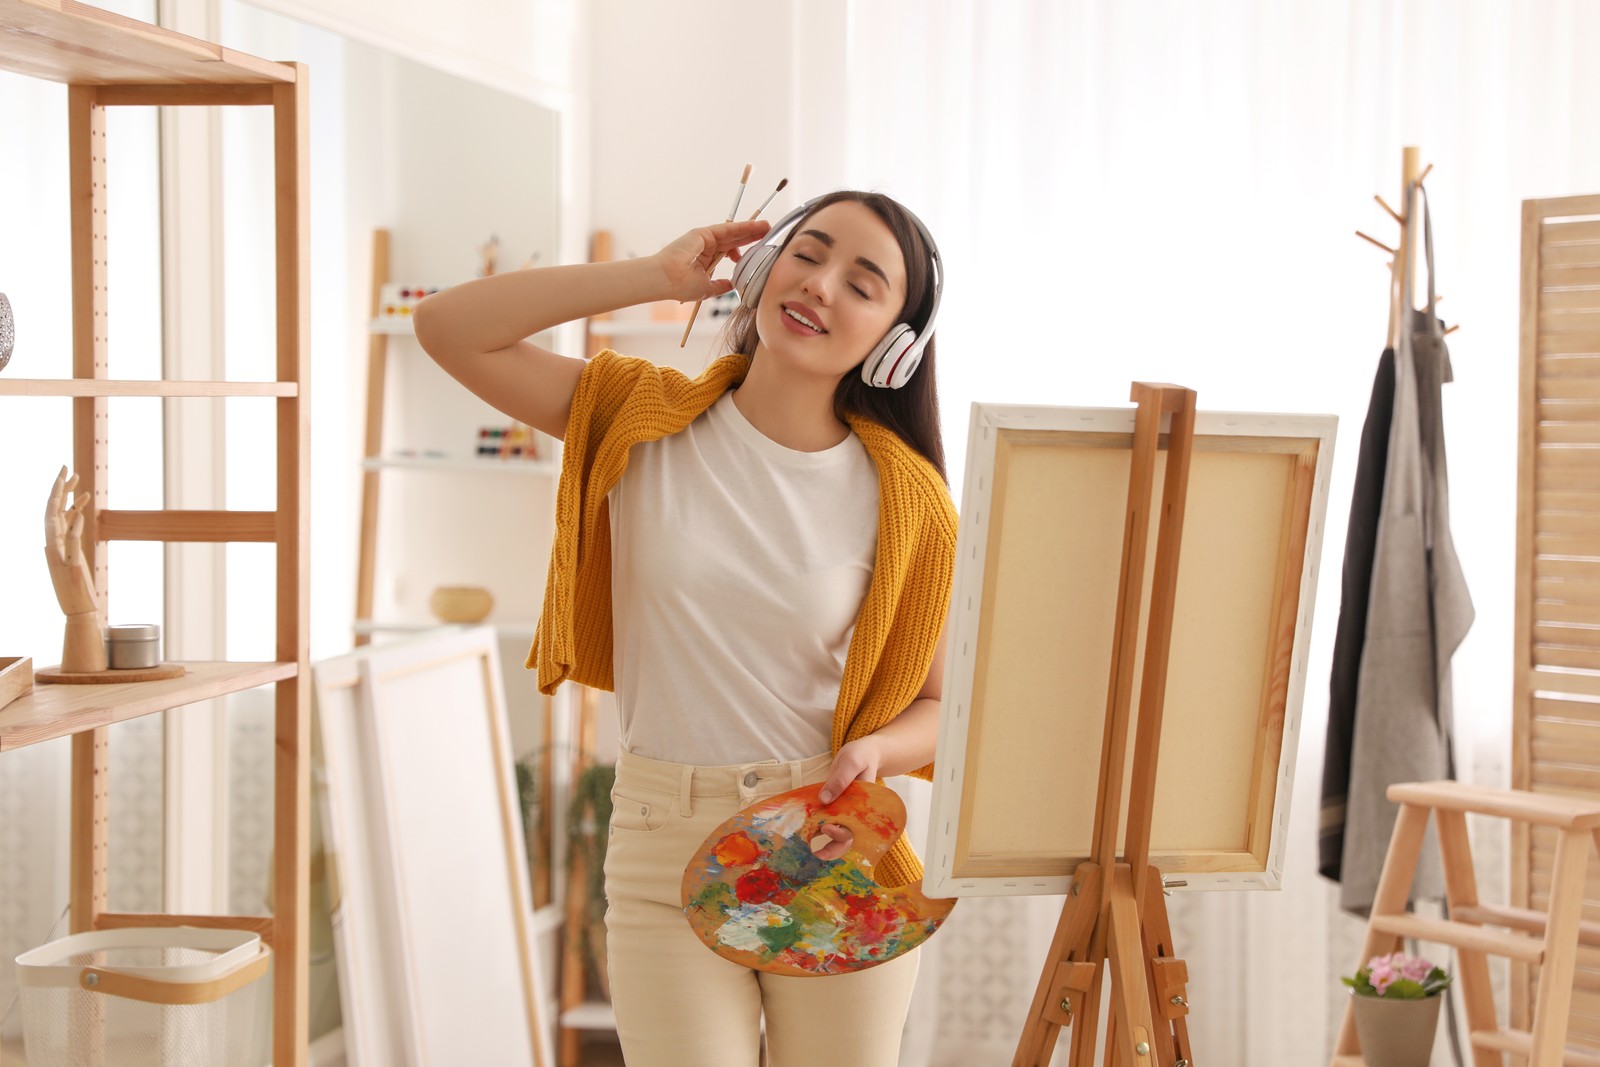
[1351,992,1442,1067]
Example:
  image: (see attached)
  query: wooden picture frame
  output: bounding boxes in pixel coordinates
[926,403,1336,897]
[312,626,552,1067]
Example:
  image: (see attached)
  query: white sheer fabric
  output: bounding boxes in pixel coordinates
[826,4,1600,1064]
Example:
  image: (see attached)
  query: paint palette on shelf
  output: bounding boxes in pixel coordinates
[376,282,443,322]
[476,424,543,460]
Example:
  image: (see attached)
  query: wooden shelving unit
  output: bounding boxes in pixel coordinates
[353,228,560,645]
[0,1,311,1063]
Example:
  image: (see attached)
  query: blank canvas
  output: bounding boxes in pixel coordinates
[926,404,1335,897]
[313,626,551,1066]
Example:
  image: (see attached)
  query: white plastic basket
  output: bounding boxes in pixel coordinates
[16,926,271,1067]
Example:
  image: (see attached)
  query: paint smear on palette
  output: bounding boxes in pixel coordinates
[680,781,956,976]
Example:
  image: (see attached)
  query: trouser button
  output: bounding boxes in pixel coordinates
[743,771,759,787]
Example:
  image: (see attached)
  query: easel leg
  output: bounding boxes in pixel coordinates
[1106,867,1157,1067]
[1068,958,1107,1067]
[1141,870,1192,1065]
[1014,865,1105,1067]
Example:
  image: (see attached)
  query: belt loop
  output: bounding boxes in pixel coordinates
[680,764,694,818]
[790,760,803,791]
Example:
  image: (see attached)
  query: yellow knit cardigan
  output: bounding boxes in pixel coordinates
[529,350,957,888]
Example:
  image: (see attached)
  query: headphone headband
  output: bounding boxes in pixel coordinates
[730,194,943,389]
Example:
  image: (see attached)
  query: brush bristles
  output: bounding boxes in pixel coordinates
[749,178,790,221]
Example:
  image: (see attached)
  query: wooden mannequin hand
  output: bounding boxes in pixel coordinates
[44,466,98,617]
[653,219,770,303]
[811,735,887,861]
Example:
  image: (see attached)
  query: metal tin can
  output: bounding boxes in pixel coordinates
[106,623,161,670]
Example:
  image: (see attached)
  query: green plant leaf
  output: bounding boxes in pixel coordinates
[1342,969,1380,996]
[1382,978,1427,1000]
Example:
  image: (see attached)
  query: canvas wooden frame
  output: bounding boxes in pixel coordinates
[312,626,551,1067]
[926,402,1335,897]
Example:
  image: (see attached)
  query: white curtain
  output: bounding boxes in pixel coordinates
[819,2,1600,1063]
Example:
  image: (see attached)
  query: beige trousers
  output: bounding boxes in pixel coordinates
[603,748,921,1067]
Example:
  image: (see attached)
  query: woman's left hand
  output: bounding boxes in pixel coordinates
[811,737,885,860]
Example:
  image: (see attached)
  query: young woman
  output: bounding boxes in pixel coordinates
[414,190,956,1067]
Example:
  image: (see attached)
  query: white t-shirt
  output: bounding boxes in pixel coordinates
[607,390,880,766]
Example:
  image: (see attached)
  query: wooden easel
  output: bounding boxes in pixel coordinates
[1013,381,1199,1067]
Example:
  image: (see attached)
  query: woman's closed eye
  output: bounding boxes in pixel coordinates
[793,248,873,299]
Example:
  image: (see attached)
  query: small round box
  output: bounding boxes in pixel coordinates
[106,623,161,670]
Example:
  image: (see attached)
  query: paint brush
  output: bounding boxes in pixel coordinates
[702,176,787,277]
[744,177,788,225]
[680,171,788,347]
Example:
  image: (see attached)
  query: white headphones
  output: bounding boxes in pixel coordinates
[729,195,943,389]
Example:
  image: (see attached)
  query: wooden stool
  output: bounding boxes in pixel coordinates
[1331,780,1600,1067]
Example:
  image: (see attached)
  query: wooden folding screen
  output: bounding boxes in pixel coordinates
[1513,193,1600,1043]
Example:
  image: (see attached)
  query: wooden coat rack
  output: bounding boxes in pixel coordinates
[1355,145,1460,347]
[1012,382,1199,1067]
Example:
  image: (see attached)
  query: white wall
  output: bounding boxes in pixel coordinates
[584,1,852,370]
[241,0,572,112]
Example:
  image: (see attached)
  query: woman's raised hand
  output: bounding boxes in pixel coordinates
[655,219,771,303]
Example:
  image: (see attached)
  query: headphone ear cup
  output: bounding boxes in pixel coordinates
[733,245,779,309]
[888,345,925,389]
[861,324,917,388]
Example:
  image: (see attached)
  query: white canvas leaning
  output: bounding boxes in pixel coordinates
[926,401,1336,899]
[312,626,553,1067]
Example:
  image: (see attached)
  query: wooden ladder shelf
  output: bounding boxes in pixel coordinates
[1332,780,1600,1067]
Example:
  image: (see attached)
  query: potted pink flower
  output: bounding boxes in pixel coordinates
[1342,951,1452,1067]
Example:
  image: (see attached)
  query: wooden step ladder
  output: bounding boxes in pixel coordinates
[1332,780,1600,1067]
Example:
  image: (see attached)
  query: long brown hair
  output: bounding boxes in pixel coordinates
[718,190,947,482]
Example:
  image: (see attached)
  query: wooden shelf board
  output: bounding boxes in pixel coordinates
[352,620,537,639]
[0,0,295,86]
[589,318,728,338]
[361,454,557,475]
[559,1000,617,1031]
[1470,1027,1600,1067]
[0,378,297,398]
[1368,912,1545,962]
[0,660,297,751]
[369,318,556,342]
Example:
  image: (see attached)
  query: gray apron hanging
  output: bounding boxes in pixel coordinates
[1338,185,1475,915]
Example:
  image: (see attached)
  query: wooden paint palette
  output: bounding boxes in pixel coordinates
[680,781,955,977]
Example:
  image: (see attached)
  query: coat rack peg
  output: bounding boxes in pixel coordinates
[1374,195,1404,226]
[1444,323,1460,335]
[1356,230,1398,256]
[1416,162,1434,187]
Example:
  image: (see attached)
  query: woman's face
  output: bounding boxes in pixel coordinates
[754,200,908,384]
